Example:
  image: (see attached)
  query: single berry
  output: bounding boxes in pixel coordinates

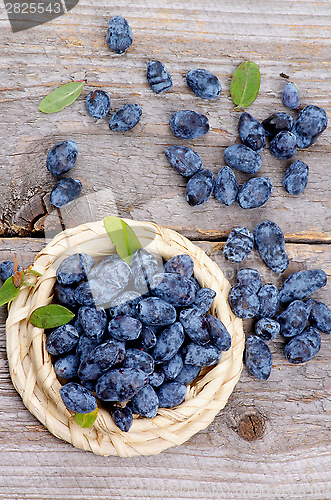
[282,82,300,109]
[86,90,111,119]
[186,68,222,100]
[106,15,133,54]
[147,60,172,93]
[224,144,262,174]
[283,160,309,196]
[50,178,82,208]
[169,110,209,139]
[46,140,78,177]
[109,104,142,132]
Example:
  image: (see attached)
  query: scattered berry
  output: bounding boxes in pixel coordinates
[282,82,300,109]
[309,299,331,334]
[253,221,289,274]
[228,284,260,319]
[186,68,222,100]
[236,268,261,294]
[46,140,78,177]
[262,112,293,137]
[245,336,272,381]
[237,176,273,209]
[257,284,279,318]
[238,112,266,151]
[223,227,254,263]
[277,300,311,338]
[279,269,327,303]
[147,60,172,93]
[165,145,203,177]
[0,260,21,281]
[214,166,239,206]
[106,15,133,54]
[50,178,82,208]
[169,110,209,139]
[109,104,142,132]
[284,326,321,364]
[292,105,328,149]
[254,318,280,341]
[224,144,262,174]
[269,130,297,159]
[283,160,309,196]
[86,90,111,119]
[185,169,215,206]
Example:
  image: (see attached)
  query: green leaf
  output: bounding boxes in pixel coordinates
[38,81,85,114]
[75,407,98,428]
[27,269,42,277]
[230,60,261,109]
[103,216,142,264]
[29,304,75,329]
[0,276,20,307]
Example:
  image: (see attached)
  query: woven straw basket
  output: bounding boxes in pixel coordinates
[6,219,244,457]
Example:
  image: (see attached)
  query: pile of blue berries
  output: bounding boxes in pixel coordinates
[228,266,330,380]
[46,250,232,431]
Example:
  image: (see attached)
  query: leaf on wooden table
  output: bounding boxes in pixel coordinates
[231,61,261,109]
[75,407,98,428]
[29,304,75,328]
[0,276,21,307]
[38,81,85,114]
[103,216,142,264]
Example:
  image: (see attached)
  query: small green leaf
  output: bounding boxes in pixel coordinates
[230,60,261,109]
[75,407,98,428]
[24,283,36,287]
[30,304,75,328]
[27,269,42,277]
[39,81,85,114]
[0,276,20,307]
[103,216,142,264]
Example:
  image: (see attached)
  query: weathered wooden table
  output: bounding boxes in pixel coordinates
[1,0,331,498]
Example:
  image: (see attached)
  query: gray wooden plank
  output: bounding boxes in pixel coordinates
[1,0,331,240]
[0,237,331,499]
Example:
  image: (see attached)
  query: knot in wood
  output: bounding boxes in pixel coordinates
[238,412,265,441]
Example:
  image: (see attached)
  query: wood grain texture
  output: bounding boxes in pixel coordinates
[0,238,331,499]
[1,0,331,239]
